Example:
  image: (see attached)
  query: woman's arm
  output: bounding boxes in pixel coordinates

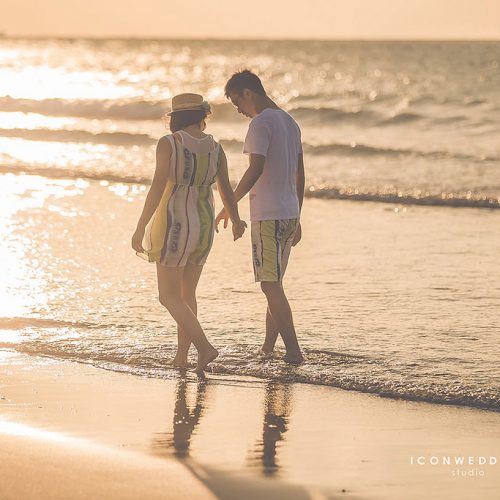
[215,148,246,240]
[131,137,171,252]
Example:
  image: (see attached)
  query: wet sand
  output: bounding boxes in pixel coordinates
[1,350,499,499]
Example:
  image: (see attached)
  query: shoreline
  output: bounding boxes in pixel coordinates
[2,166,500,210]
[1,349,499,499]
[1,166,499,210]
[4,340,499,413]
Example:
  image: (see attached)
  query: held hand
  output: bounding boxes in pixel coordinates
[292,222,302,247]
[232,220,247,241]
[131,227,145,253]
[215,208,229,233]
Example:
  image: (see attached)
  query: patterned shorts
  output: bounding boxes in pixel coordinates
[251,218,299,282]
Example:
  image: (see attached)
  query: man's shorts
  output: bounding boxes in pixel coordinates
[251,218,299,282]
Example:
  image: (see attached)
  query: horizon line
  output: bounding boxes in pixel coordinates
[1,34,499,43]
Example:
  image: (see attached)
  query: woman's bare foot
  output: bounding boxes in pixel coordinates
[195,347,219,374]
[258,348,275,359]
[282,351,304,365]
[171,355,189,369]
[172,360,189,369]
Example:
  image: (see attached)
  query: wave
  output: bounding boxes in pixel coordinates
[378,112,423,125]
[0,128,155,146]
[289,106,378,124]
[1,342,498,411]
[464,98,488,106]
[1,164,498,209]
[302,142,498,162]
[409,94,491,108]
[0,96,389,125]
[288,93,493,113]
[429,115,468,125]
[0,96,166,120]
[0,96,241,122]
[288,101,496,128]
[0,128,244,150]
[0,164,152,185]
[5,129,495,165]
[1,96,494,130]
[0,316,137,330]
[0,317,110,330]
[288,106,472,128]
[305,187,500,209]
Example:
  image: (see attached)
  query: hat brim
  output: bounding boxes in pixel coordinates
[166,106,209,116]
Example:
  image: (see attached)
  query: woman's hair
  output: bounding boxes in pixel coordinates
[168,109,207,133]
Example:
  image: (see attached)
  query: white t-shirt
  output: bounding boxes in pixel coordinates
[243,108,302,221]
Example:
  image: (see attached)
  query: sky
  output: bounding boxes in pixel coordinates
[2,0,500,39]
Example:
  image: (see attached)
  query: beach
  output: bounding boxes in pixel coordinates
[1,173,500,498]
[1,38,499,498]
[1,350,499,499]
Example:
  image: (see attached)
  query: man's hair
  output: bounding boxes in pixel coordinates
[168,109,207,133]
[224,70,266,98]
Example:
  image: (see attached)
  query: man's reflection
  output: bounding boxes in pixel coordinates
[250,382,293,476]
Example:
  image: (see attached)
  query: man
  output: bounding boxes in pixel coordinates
[216,70,305,364]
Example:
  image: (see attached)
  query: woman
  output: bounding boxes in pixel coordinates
[132,93,246,374]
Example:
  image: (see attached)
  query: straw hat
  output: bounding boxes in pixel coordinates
[166,93,211,115]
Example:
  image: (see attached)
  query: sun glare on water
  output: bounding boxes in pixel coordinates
[0,66,136,101]
[0,175,86,318]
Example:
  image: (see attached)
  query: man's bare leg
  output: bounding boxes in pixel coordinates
[260,282,303,364]
[262,307,279,355]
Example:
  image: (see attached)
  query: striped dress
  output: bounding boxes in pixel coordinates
[138,131,222,267]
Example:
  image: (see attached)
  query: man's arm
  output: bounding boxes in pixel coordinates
[233,153,265,202]
[215,153,265,229]
[296,153,305,212]
[293,153,305,247]
[215,148,246,240]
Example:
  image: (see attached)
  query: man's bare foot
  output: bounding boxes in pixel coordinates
[195,347,219,374]
[282,352,304,365]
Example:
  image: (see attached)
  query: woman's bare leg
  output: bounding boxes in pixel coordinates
[157,264,218,373]
[172,264,204,367]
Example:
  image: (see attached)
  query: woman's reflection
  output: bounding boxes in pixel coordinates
[153,377,207,458]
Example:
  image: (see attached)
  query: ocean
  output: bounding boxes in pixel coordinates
[1,38,499,410]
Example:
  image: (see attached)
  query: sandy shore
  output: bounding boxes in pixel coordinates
[0,350,499,499]
[1,422,214,500]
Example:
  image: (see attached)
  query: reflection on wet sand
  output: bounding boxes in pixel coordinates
[152,376,207,458]
[248,382,293,476]
[152,377,294,477]
[150,378,322,499]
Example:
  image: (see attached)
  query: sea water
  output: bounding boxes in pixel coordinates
[0,39,499,410]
